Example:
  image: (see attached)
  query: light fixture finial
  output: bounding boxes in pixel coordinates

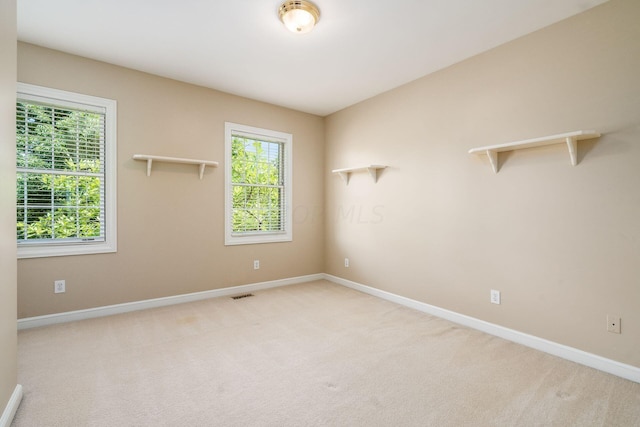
[279,0,320,34]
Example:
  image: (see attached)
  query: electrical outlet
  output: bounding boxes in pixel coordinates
[344,258,349,268]
[253,260,260,270]
[54,280,66,294]
[607,315,621,334]
[490,289,500,304]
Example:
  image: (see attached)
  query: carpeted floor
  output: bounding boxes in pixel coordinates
[13,280,640,426]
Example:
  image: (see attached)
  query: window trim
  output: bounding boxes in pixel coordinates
[224,122,292,246]
[17,83,117,259]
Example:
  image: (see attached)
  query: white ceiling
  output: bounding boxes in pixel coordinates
[17,0,607,117]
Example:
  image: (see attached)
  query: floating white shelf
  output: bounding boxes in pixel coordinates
[133,154,219,179]
[332,165,387,184]
[468,130,601,173]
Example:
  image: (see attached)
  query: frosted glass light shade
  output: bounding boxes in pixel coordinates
[279,1,320,34]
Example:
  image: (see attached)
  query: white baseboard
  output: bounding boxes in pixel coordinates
[18,273,324,330]
[0,384,23,427]
[323,274,640,384]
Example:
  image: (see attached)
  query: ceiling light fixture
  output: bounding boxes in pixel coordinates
[278,0,320,34]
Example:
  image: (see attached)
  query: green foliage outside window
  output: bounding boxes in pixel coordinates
[16,102,103,241]
[231,136,283,233]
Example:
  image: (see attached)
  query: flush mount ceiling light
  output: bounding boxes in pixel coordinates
[278,0,320,34]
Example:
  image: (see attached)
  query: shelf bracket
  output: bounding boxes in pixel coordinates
[486,150,498,174]
[566,136,578,166]
[337,172,350,184]
[367,166,380,183]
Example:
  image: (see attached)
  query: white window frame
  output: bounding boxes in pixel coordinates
[17,83,117,259]
[225,122,292,245]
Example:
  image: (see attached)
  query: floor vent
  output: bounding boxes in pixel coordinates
[231,293,254,300]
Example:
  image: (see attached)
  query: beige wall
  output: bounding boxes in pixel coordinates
[0,0,18,414]
[17,43,325,317]
[325,0,640,367]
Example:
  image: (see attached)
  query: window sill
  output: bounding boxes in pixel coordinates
[18,241,117,259]
[225,232,292,246]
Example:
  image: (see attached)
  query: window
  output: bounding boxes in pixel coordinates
[16,83,117,258]
[225,122,292,245]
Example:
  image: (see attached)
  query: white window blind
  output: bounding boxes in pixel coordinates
[231,136,285,233]
[17,83,117,258]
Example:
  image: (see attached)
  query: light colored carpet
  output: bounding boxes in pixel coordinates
[13,280,640,426]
